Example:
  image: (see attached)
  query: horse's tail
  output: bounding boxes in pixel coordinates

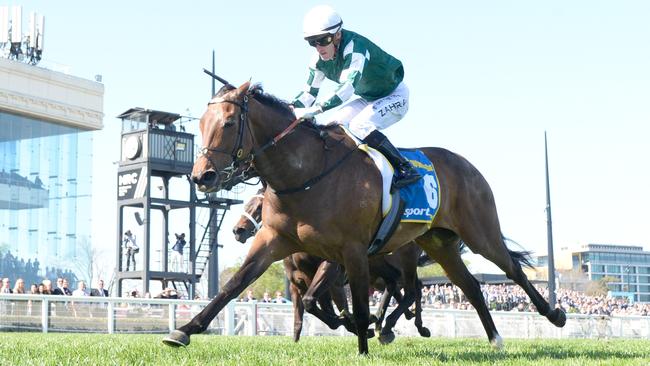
[503,235,535,269]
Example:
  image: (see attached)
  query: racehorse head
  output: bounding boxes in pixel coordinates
[191,81,298,192]
[232,186,265,243]
[192,82,253,192]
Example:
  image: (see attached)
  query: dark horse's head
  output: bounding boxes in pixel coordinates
[191,81,294,192]
[232,186,265,243]
[192,82,251,192]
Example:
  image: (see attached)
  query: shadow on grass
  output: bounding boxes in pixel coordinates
[384,341,648,363]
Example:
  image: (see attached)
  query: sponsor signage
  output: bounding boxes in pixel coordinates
[118,167,147,200]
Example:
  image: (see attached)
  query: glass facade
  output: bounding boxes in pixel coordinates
[0,110,92,284]
[575,246,650,303]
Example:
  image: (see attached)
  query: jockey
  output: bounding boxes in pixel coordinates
[292,5,421,188]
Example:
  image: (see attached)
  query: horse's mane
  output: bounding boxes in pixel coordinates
[214,83,295,121]
[214,83,335,134]
[249,84,295,121]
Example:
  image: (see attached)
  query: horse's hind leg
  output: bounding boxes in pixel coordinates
[412,278,430,337]
[459,220,566,327]
[417,235,502,348]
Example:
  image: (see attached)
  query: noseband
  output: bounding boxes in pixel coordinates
[240,194,265,234]
[197,95,252,183]
[197,92,302,188]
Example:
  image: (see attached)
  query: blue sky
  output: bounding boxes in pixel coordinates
[15,1,650,274]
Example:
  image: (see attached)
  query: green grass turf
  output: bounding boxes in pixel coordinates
[0,333,648,366]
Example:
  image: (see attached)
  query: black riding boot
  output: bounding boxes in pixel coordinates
[363,130,421,188]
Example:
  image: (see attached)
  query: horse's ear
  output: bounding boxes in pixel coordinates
[237,81,251,95]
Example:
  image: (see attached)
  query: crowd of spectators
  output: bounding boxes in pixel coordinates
[238,289,289,303]
[0,275,106,297]
[1,276,110,318]
[412,283,650,316]
[4,269,650,318]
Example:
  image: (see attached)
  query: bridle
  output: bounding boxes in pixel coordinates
[197,88,356,194]
[197,95,252,184]
[240,194,265,235]
[197,91,302,188]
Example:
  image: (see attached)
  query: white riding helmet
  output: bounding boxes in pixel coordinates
[303,5,343,40]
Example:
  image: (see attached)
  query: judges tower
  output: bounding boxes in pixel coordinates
[115,108,240,298]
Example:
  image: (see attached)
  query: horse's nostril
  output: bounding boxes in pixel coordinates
[202,171,218,185]
[233,227,244,235]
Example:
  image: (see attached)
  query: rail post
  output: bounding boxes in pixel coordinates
[41,299,49,333]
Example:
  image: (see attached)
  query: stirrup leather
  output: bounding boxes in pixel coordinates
[367,189,405,256]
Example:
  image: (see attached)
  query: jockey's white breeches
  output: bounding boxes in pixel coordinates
[329,82,410,140]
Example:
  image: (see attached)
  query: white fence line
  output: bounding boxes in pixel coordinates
[1,294,649,339]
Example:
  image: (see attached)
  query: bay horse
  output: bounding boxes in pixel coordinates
[233,190,355,340]
[163,82,565,355]
[232,189,430,343]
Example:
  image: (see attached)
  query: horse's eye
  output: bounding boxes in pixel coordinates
[224,119,235,128]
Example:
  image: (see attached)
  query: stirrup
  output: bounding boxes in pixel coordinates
[393,170,421,188]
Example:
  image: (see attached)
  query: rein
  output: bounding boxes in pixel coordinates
[274,142,358,195]
[199,93,301,180]
[199,90,359,195]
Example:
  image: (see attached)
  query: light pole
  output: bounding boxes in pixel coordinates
[625,266,632,299]
[544,132,556,308]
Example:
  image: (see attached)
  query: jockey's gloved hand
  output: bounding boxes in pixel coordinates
[294,105,323,120]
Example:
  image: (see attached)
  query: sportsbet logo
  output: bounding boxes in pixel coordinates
[404,207,431,217]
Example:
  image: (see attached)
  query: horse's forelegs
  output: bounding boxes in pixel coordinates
[301,261,350,331]
[329,282,359,337]
[374,284,395,333]
[163,232,293,347]
[302,260,340,311]
[343,248,371,355]
[384,287,415,320]
[378,284,415,345]
[289,283,304,342]
[413,279,430,337]
[329,283,350,314]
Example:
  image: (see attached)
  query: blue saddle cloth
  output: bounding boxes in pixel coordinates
[398,149,440,226]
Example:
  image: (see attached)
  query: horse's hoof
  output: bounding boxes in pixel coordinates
[366,328,375,339]
[418,327,431,338]
[162,330,190,348]
[404,311,414,320]
[490,334,504,350]
[378,331,395,345]
[369,314,378,324]
[547,309,567,327]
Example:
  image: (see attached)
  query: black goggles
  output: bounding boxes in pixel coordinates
[307,34,334,47]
